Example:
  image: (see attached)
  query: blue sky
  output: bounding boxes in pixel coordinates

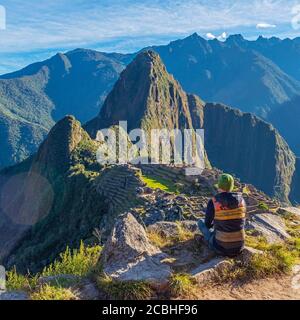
[0,0,300,74]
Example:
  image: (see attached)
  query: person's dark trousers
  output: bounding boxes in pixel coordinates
[198,219,224,255]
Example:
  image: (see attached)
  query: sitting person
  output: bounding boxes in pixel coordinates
[198,173,246,257]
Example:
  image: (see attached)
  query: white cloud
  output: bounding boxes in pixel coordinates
[206,32,227,41]
[206,33,216,40]
[0,0,297,54]
[256,23,277,29]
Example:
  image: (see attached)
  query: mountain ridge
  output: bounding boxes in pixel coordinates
[0,33,300,169]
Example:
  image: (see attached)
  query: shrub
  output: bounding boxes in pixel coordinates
[41,241,102,277]
[6,267,39,292]
[169,273,197,297]
[258,202,269,211]
[97,274,152,300]
[31,284,77,300]
[147,222,195,248]
[6,242,102,294]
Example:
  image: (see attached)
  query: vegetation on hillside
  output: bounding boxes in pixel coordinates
[141,173,178,193]
[6,242,102,300]
[5,133,106,273]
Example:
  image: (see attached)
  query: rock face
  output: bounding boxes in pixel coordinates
[191,258,232,284]
[201,103,296,203]
[277,207,300,218]
[246,213,290,243]
[100,212,171,282]
[0,291,29,300]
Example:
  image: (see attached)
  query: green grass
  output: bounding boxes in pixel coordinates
[6,242,102,294]
[242,186,251,195]
[6,268,39,292]
[147,221,195,248]
[96,273,153,300]
[258,202,270,211]
[42,241,102,278]
[216,236,300,283]
[141,174,178,193]
[31,284,77,300]
[168,273,197,297]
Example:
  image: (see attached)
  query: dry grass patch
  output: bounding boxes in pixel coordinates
[31,284,78,300]
[147,222,195,249]
[96,273,153,300]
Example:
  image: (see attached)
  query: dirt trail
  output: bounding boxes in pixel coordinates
[191,276,300,300]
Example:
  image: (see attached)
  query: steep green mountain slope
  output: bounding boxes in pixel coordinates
[85,51,195,136]
[290,158,300,204]
[0,50,132,168]
[86,51,298,204]
[0,116,108,272]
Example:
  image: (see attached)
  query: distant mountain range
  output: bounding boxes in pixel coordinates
[0,50,131,168]
[0,33,299,171]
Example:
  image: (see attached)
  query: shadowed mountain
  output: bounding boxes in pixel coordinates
[269,95,300,156]
[201,103,295,203]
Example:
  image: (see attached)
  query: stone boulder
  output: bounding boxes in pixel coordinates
[76,279,101,300]
[237,247,264,265]
[246,213,290,243]
[147,221,199,239]
[100,213,171,283]
[0,290,29,300]
[191,258,233,284]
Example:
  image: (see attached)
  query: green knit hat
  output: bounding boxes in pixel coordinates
[217,174,235,192]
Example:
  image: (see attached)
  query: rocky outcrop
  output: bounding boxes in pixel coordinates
[191,258,233,284]
[277,207,300,218]
[0,291,29,300]
[246,213,290,243]
[100,212,171,283]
